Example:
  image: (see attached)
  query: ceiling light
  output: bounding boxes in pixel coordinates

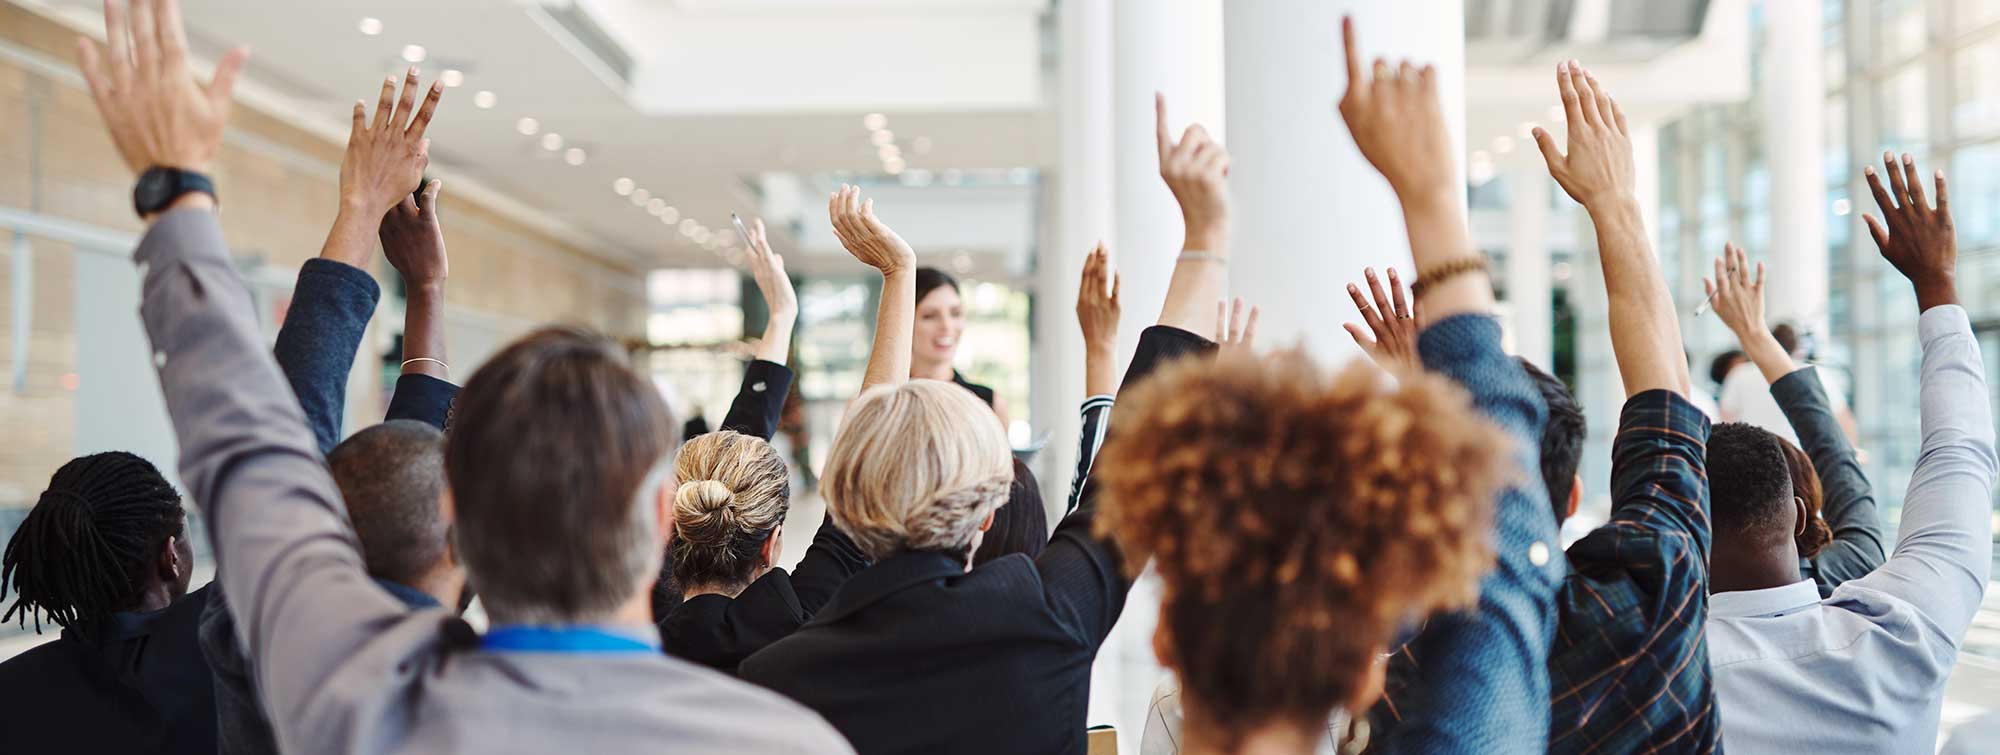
[614,177,635,195]
[402,45,427,63]
[632,188,651,205]
[358,18,383,36]
[540,133,563,151]
[1832,197,1852,216]
[660,214,674,225]
[565,147,587,165]
[647,198,667,216]
[473,90,497,109]
[877,144,901,161]
[694,228,712,243]
[661,207,679,223]
[679,219,698,235]
[516,117,539,135]
[1493,135,1515,154]
[440,69,465,88]
[871,130,895,146]
[884,157,906,174]
[863,113,888,130]
[912,136,932,154]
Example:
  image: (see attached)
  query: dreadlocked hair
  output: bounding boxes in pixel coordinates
[1,452,184,635]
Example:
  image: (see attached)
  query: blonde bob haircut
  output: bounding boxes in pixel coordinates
[823,379,1013,563]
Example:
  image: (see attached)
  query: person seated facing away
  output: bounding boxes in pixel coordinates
[0,452,214,754]
[81,6,850,750]
[1706,242,1889,598]
[1704,153,1996,753]
[970,459,1051,567]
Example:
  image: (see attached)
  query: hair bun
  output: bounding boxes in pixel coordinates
[673,479,738,547]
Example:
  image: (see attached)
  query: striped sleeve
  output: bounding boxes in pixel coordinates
[1065,395,1114,515]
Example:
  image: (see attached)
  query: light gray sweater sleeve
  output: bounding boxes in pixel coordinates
[134,209,414,751]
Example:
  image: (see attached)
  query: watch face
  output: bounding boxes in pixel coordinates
[137,171,170,206]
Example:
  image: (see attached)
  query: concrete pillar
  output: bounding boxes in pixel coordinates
[1507,157,1553,370]
[1760,0,1827,333]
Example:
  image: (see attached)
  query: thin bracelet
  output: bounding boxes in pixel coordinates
[1411,257,1490,299]
[1178,250,1228,264]
[401,357,449,376]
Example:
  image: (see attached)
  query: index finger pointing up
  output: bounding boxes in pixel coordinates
[1155,92,1172,163]
[1342,15,1361,94]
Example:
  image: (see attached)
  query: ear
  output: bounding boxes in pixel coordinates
[977,509,996,533]
[760,523,786,568]
[1566,474,1583,520]
[1794,496,1809,538]
[438,486,456,524]
[656,481,675,547]
[156,534,182,584]
[1151,624,1173,668]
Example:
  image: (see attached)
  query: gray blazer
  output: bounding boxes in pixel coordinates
[135,209,849,754]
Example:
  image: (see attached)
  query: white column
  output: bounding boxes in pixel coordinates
[1506,157,1553,370]
[1761,0,1827,332]
[1223,0,1464,361]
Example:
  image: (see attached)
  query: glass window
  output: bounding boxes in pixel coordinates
[1825,0,1848,88]
[1955,35,2000,139]
[1876,0,1926,63]
[1959,0,2000,32]
[1878,63,1929,156]
[1953,142,2000,248]
[1825,95,1850,185]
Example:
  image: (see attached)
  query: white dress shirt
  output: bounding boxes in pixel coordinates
[1707,305,1997,754]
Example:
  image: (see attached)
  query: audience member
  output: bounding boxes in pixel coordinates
[0,451,213,754]
[1704,152,1996,752]
[1068,241,1121,513]
[1706,242,1888,597]
[76,4,851,751]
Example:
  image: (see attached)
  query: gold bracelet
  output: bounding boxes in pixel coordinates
[1411,257,1490,299]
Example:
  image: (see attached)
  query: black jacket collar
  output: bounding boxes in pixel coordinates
[806,550,967,626]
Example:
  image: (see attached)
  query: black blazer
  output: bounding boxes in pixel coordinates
[738,326,1214,755]
[659,515,868,672]
[0,584,218,755]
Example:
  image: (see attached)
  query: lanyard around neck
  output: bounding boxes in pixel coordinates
[482,625,658,654]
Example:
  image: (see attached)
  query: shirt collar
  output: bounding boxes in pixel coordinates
[1710,578,1822,619]
[372,578,442,610]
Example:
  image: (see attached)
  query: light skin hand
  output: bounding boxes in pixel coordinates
[1705,243,1795,384]
[1862,152,1960,311]
[743,217,798,364]
[1344,266,1420,372]
[1075,241,1122,397]
[1533,61,1635,214]
[1338,16,1490,322]
[831,185,915,392]
[319,69,443,269]
[1153,94,1232,335]
[77,0,250,221]
[1216,298,1259,360]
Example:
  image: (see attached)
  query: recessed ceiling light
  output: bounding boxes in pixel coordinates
[358,18,383,36]
[863,113,887,130]
[912,136,932,154]
[647,198,667,216]
[402,45,426,63]
[613,177,635,195]
[632,188,651,205]
[516,117,539,135]
[871,130,895,146]
[679,219,698,235]
[661,207,679,223]
[565,147,587,166]
[884,157,906,175]
[473,90,497,109]
[660,214,674,225]
[877,144,901,161]
[540,133,563,151]
[440,69,465,88]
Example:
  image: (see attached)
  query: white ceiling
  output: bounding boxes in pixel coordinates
[36,0,1057,271]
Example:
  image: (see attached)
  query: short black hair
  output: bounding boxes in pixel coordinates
[1519,359,1585,524]
[1771,324,1800,357]
[330,420,448,587]
[1706,422,1795,541]
[972,459,1049,566]
[914,267,959,306]
[2,452,184,634]
[1709,350,1746,388]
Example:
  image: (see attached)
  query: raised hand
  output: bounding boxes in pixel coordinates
[1338,17,1453,206]
[1862,152,1959,311]
[1703,243,1764,339]
[1534,61,1635,213]
[1076,242,1122,396]
[743,216,797,364]
[381,179,448,289]
[343,68,443,219]
[1343,267,1420,371]
[1156,94,1230,253]
[77,0,250,204]
[1217,298,1259,359]
[829,184,916,276]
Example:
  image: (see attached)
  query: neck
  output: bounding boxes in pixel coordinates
[412,563,467,612]
[1710,538,1804,594]
[489,585,660,630]
[129,582,175,614]
[911,357,953,381]
[1181,713,1320,755]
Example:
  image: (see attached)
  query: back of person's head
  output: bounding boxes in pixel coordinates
[823,379,1011,564]
[670,430,790,592]
[1709,349,1745,388]
[1518,358,1585,524]
[971,459,1049,566]
[2,452,188,634]
[328,420,448,588]
[913,267,959,303]
[1777,437,1831,558]
[1094,352,1507,738]
[445,326,677,624]
[1771,324,1801,358]
[1706,422,1796,546]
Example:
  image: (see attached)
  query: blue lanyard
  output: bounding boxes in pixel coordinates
[482,625,659,654]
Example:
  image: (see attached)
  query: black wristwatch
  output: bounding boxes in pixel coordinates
[133,167,216,218]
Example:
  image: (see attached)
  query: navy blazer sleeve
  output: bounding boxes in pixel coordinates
[384,373,457,431]
[270,259,381,455]
[719,360,794,440]
[1038,325,1214,648]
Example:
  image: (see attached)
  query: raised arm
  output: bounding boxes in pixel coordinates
[79,3,429,749]
[1706,243,1796,384]
[1536,61,1689,397]
[1342,266,1419,371]
[1848,153,1996,640]
[830,186,916,394]
[1066,243,1121,514]
[716,217,798,439]
[379,178,457,429]
[1152,95,1230,334]
[1340,18,1559,753]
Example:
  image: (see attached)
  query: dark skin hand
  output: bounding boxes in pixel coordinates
[1862,152,1960,312]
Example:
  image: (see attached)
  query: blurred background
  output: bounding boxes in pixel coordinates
[1,0,1997,750]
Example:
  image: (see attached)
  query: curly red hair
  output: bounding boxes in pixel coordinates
[1094,351,1512,736]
